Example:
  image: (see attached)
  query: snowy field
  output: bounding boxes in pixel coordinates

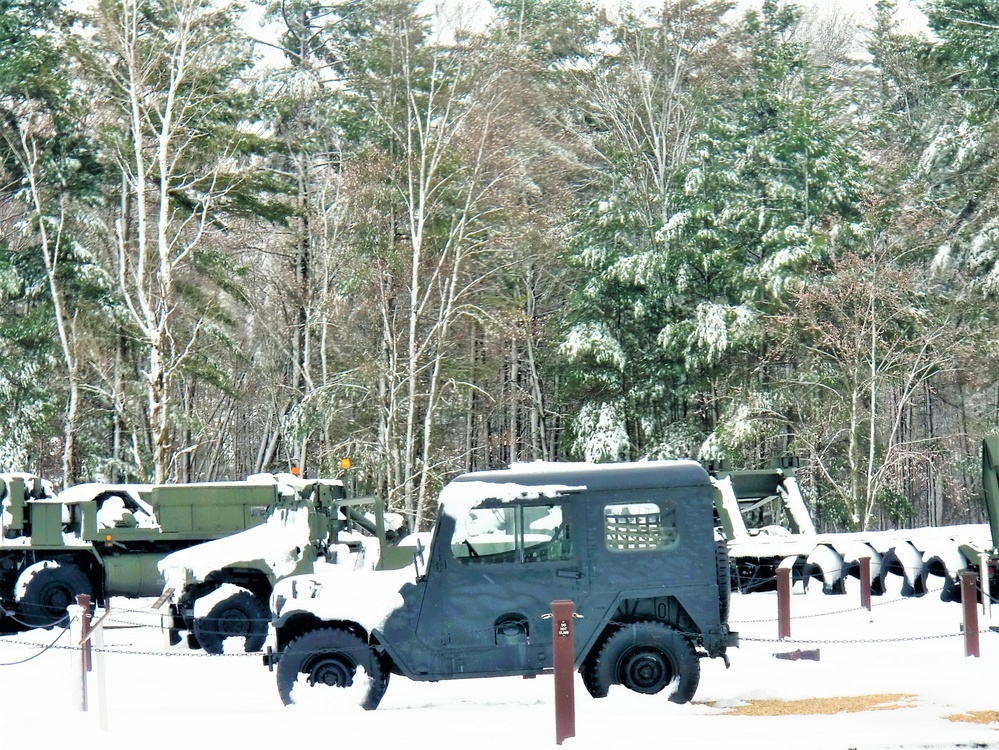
[2,578,998,750]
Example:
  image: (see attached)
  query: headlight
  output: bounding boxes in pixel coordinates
[289,578,323,600]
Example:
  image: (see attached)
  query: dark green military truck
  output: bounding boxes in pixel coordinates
[157,479,410,654]
[0,472,289,629]
[264,459,734,709]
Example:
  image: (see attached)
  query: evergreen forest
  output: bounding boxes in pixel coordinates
[2,0,998,533]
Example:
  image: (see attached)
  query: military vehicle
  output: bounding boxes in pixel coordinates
[709,438,999,604]
[158,476,411,654]
[263,460,734,709]
[711,457,994,601]
[0,472,294,629]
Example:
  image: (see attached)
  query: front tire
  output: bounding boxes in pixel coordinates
[192,587,269,654]
[16,561,92,629]
[592,622,699,703]
[276,627,388,710]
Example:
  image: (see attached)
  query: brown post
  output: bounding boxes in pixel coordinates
[550,600,576,746]
[859,557,872,612]
[777,567,791,640]
[77,594,92,673]
[960,571,980,658]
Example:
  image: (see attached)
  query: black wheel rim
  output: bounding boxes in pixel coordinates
[217,609,250,638]
[38,583,74,617]
[620,647,673,694]
[307,655,355,689]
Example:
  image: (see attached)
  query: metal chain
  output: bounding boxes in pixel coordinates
[743,629,994,645]
[730,584,948,624]
[0,625,71,666]
[0,637,261,658]
[2,583,994,658]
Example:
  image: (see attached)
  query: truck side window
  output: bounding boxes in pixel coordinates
[452,504,572,564]
[604,500,678,552]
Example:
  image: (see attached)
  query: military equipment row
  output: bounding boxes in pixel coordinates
[0,472,363,630]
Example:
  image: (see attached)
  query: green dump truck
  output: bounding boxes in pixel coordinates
[0,472,295,629]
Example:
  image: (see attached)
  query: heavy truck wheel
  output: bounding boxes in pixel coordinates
[592,622,699,703]
[192,587,269,655]
[276,627,389,710]
[15,561,93,629]
[580,656,606,699]
[715,536,731,623]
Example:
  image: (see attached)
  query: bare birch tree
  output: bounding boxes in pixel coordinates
[776,247,968,530]
[82,0,253,482]
[334,2,539,526]
[8,131,80,486]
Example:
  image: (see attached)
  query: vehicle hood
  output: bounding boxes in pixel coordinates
[271,565,418,634]
[159,504,315,592]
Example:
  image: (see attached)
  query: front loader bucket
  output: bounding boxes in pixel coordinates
[804,544,845,594]
[879,541,925,597]
[920,540,971,603]
[835,541,883,596]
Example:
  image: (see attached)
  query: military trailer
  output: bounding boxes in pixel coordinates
[264,460,734,709]
[158,477,410,654]
[0,473,289,629]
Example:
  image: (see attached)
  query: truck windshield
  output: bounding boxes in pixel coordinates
[451,504,572,564]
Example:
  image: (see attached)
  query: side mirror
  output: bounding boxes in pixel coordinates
[413,537,426,578]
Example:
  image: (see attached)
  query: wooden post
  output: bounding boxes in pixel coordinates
[550,600,576,746]
[93,616,109,730]
[960,571,980,658]
[777,567,791,640]
[978,552,991,624]
[859,557,872,612]
[67,602,86,712]
[77,594,92,673]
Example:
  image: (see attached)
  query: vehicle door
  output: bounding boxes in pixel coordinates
[415,498,586,678]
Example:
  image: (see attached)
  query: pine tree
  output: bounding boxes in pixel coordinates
[0,0,103,482]
[563,0,865,462]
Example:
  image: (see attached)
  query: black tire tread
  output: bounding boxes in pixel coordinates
[580,655,607,699]
[592,621,700,703]
[17,563,92,629]
[193,588,269,655]
[275,627,387,710]
[716,538,731,623]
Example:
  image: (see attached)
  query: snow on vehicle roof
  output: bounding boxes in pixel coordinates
[436,480,585,521]
[245,472,343,488]
[53,483,154,505]
[504,458,702,473]
[0,473,55,498]
[439,459,709,519]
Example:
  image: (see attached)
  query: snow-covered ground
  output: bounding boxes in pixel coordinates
[1,577,997,749]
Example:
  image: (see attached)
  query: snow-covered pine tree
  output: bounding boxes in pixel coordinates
[563,0,865,463]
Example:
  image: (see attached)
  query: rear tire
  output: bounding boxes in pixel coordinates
[580,655,607,699]
[192,588,269,654]
[715,537,731,623]
[276,627,388,710]
[16,562,92,629]
[592,622,699,703]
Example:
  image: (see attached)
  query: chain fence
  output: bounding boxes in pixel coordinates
[0,585,994,664]
[729,582,951,625]
[740,630,993,645]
